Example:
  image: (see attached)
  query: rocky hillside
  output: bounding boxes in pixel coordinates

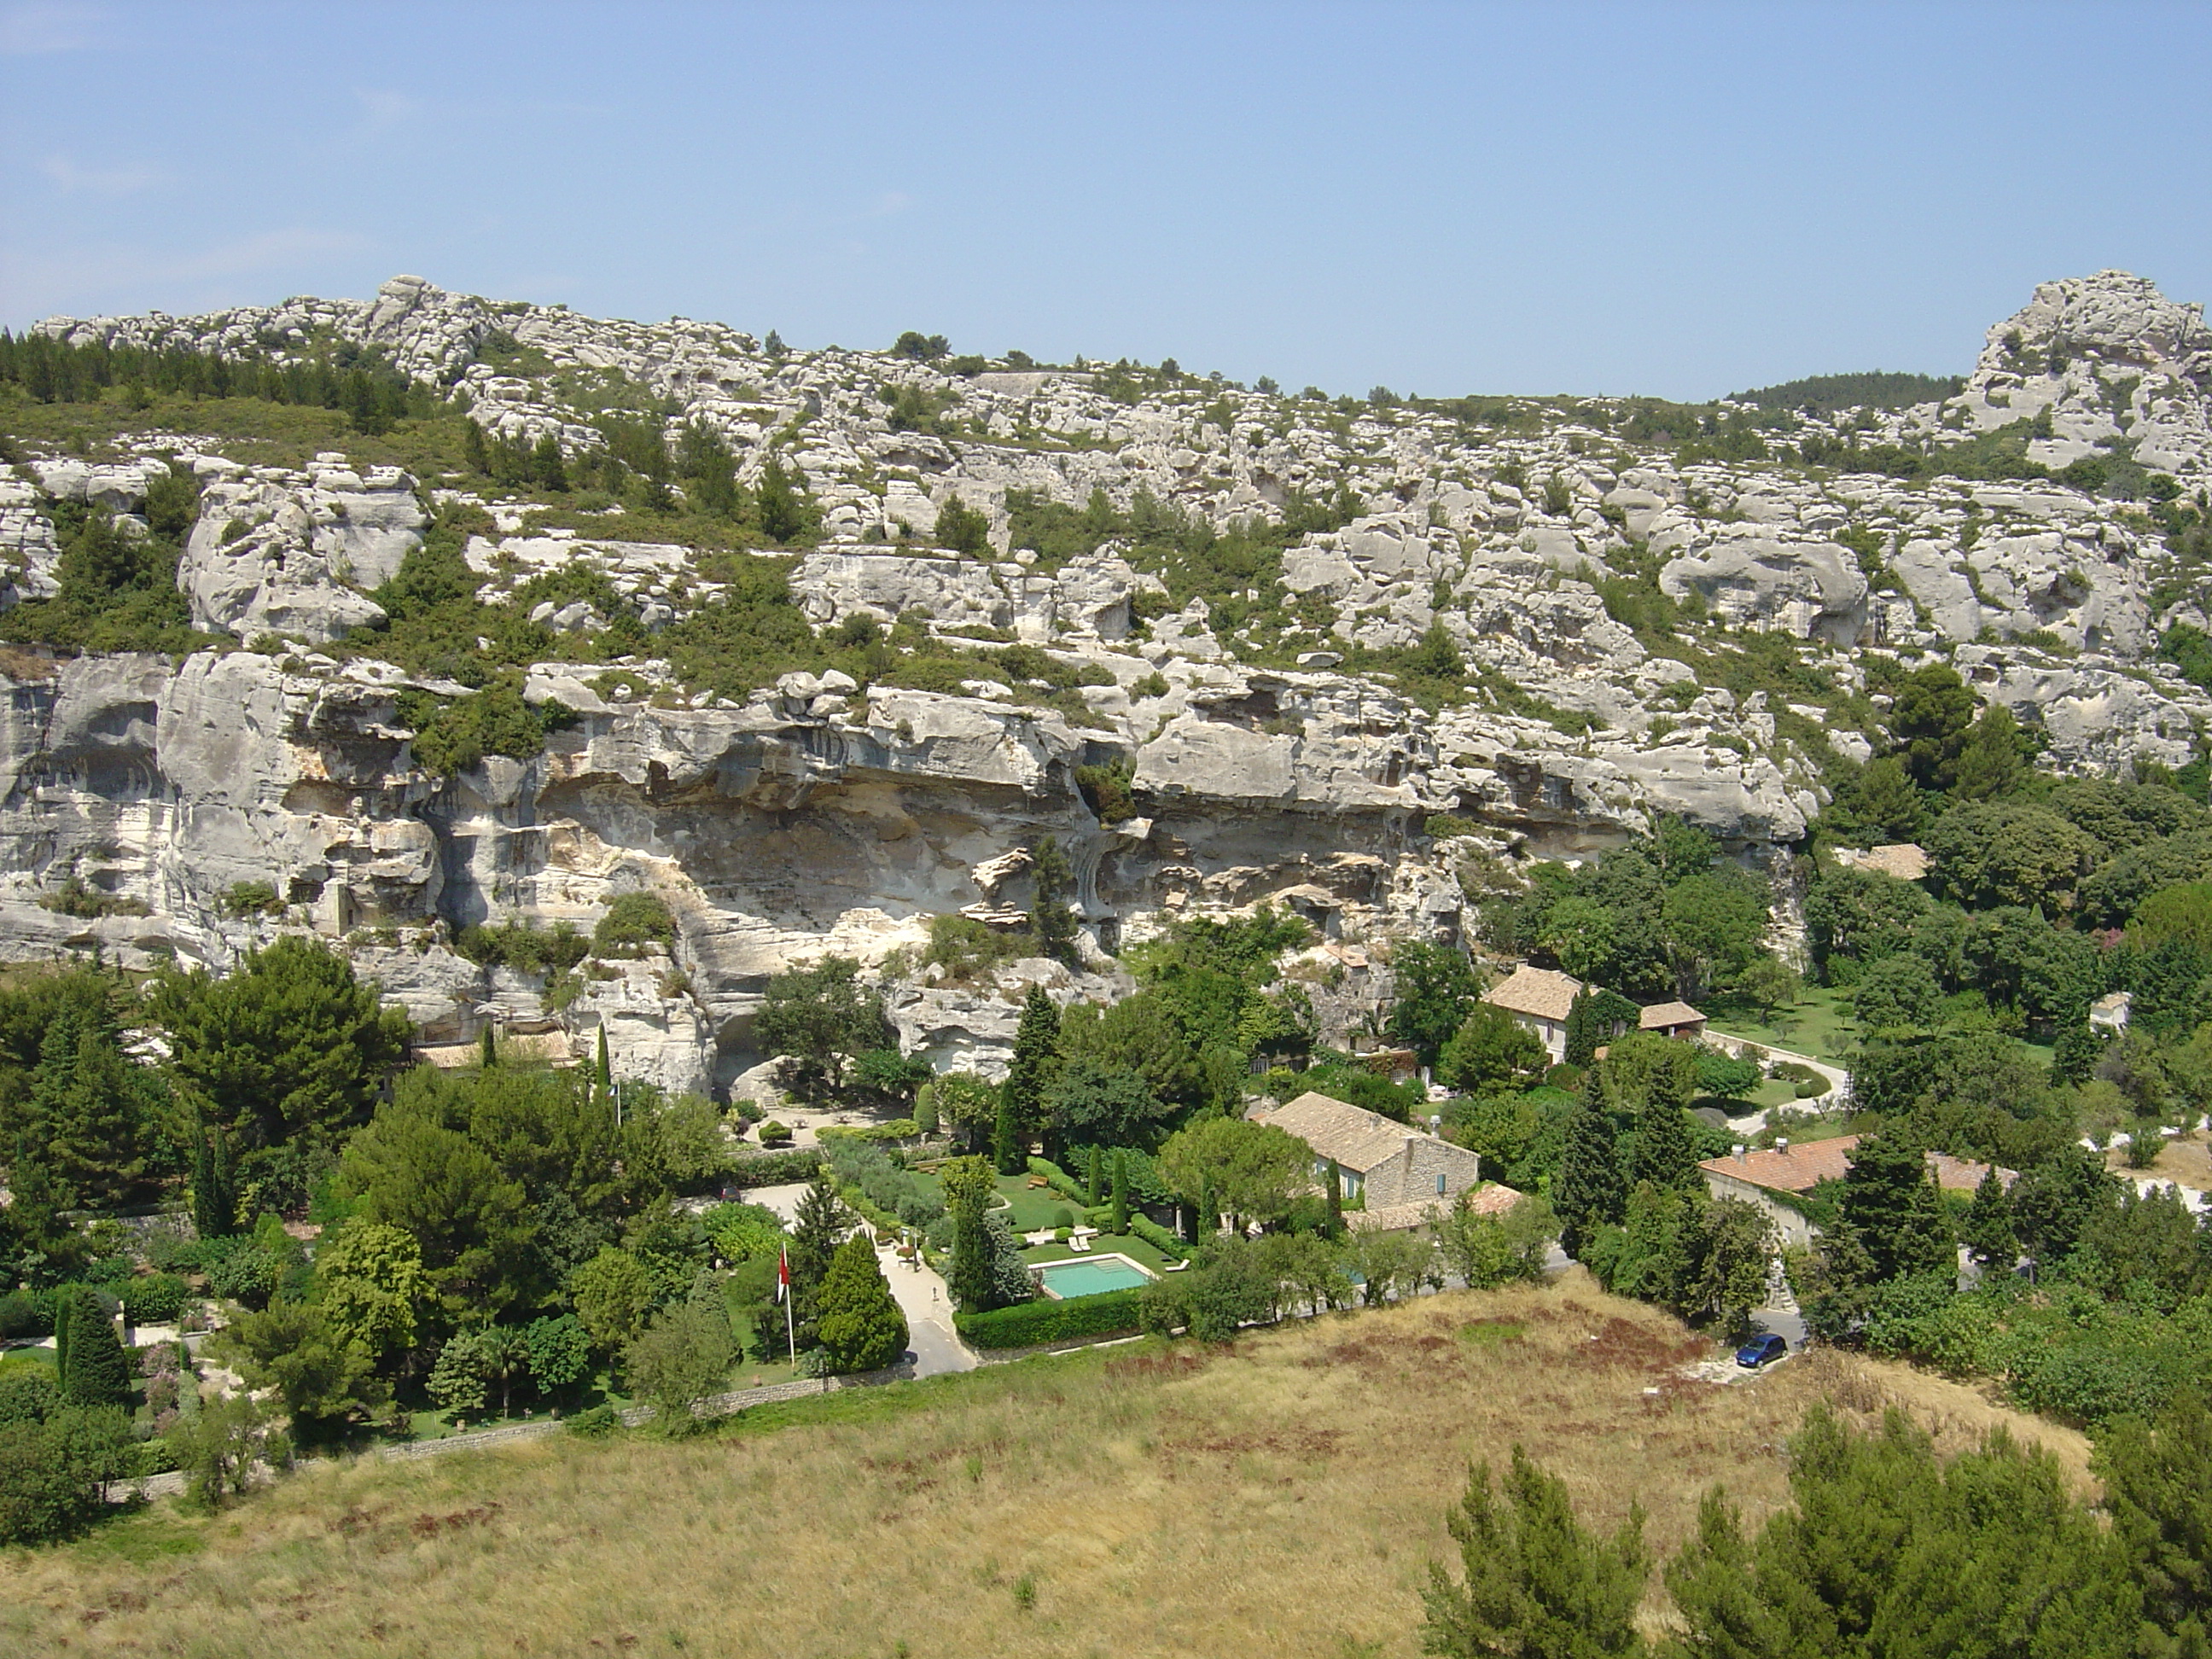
[3,270,2209,1094]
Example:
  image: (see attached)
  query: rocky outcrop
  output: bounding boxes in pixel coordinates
[10,267,2212,1089]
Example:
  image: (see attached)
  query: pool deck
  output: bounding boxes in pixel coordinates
[1031,1251,1157,1300]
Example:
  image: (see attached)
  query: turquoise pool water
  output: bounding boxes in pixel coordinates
[1033,1254,1153,1298]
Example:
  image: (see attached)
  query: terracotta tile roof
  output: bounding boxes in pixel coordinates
[1928,1151,2017,1194]
[1701,1136,2014,1198]
[1255,1091,1418,1173]
[1639,1000,1705,1029]
[1700,1135,1861,1193]
[1345,1182,1526,1235]
[1482,965,1583,1023]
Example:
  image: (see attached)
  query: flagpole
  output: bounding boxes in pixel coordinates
[780,1244,796,1364]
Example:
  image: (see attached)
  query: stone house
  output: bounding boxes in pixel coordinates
[1698,1135,2016,1249]
[1481,965,1584,1064]
[1251,1090,1484,1214]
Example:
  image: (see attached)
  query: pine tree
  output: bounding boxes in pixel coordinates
[1563,990,1598,1068]
[1422,1447,1649,1659]
[1111,1150,1130,1236]
[757,457,808,543]
[1631,1100,1701,1193]
[814,1234,909,1372]
[58,1286,130,1407]
[29,996,151,1210]
[1835,1131,1955,1283]
[1030,835,1078,963]
[764,329,787,358]
[463,419,491,475]
[532,433,568,492]
[1554,1094,1626,1259]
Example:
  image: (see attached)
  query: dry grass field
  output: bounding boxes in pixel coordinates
[2,1272,2088,1659]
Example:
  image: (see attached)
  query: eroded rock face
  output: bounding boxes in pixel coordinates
[180,460,423,643]
[12,267,2212,1090]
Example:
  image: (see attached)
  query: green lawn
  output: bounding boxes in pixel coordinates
[1703,986,1856,1062]
[909,1167,1083,1231]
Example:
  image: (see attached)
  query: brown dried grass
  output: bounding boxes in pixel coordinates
[0,1272,2088,1659]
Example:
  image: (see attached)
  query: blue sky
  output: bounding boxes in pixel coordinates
[3,1,2208,401]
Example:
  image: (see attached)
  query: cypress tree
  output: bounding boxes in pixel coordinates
[1086,1144,1103,1206]
[463,419,491,474]
[1111,1150,1129,1235]
[480,1025,497,1068]
[1962,1166,2017,1269]
[53,1286,74,1382]
[596,1027,612,1093]
[999,987,1059,1167]
[1563,990,1597,1069]
[1554,1094,1626,1259]
[189,1115,238,1239]
[1631,1101,1701,1193]
[786,1177,844,1321]
[1326,1161,1345,1240]
[992,1093,1021,1176]
[59,1287,130,1407]
[1199,1173,1218,1242]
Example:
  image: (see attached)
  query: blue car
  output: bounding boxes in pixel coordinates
[1736,1332,1788,1369]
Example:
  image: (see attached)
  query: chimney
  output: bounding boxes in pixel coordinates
[1775,1138,1790,1155]
[1732,1144,1748,1162]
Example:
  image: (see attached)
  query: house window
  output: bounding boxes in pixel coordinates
[1436,1172,1447,1196]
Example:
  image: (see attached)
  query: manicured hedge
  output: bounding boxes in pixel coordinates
[819,1120,919,1144]
[1129,1215,1183,1257]
[726,1149,826,1187]
[1027,1155,1086,1203]
[953,1288,1146,1349]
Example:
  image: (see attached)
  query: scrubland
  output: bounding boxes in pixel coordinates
[2,1272,2085,1659]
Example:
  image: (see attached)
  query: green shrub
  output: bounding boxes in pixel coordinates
[221,881,284,919]
[564,1402,620,1437]
[725,1148,823,1186]
[1050,1207,1074,1230]
[755,1121,794,1148]
[818,1120,918,1144]
[0,1290,47,1340]
[952,1288,1147,1349]
[452,920,590,975]
[593,892,676,956]
[0,1406,131,1544]
[119,1274,187,1326]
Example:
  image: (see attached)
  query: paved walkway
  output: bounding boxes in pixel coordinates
[876,1239,975,1377]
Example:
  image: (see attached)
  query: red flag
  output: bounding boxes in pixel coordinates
[777,1243,790,1303]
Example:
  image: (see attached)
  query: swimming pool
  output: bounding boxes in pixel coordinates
[1033,1253,1155,1299]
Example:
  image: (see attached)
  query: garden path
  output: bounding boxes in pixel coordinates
[875,1238,975,1378]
